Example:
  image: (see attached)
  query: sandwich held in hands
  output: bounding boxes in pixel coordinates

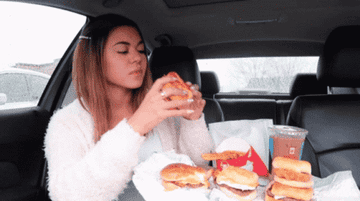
[160,163,210,191]
[162,72,193,101]
[214,166,259,201]
[265,157,314,201]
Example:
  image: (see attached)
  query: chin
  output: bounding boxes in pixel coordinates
[129,81,145,90]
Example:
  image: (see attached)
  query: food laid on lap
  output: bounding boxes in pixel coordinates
[136,150,358,200]
[160,161,260,200]
[265,157,314,201]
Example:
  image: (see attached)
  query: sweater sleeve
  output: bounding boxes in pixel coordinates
[177,113,215,167]
[44,109,145,201]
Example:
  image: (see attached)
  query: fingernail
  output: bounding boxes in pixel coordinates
[186,81,192,85]
[183,90,188,94]
[188,99,194,103]
[191,86,196,90]
[187,110,194,113]
[172,77,177,80]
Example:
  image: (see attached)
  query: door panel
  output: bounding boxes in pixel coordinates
[0,107,51,200]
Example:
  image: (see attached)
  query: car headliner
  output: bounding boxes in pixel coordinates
[4,0,360,58]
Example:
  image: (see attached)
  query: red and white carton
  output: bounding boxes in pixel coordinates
[215,137,269,177]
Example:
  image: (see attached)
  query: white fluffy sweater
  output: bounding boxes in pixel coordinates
[44,99,214,201]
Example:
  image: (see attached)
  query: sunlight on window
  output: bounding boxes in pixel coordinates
[197,57,319,93]
[0,2,85,110]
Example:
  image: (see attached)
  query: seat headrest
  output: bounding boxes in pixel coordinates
[317,26,360,87]
[290,73,327,98]
[149,46,201,89]
[200,71,220,95]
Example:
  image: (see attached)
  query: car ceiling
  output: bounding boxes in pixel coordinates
[4,0,360,58]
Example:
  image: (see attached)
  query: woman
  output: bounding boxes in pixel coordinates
[44,14,214,200]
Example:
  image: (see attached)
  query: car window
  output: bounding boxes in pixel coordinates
[197,57,319,94]
[0,73,29,103]
[27,74,50,101]
[0,2,85,110]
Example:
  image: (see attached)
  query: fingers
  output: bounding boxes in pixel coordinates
[152,76,178,92]
[163,108,195,118]
[163,99,194,110]
[161,87,191,100]
[185,81,202,98]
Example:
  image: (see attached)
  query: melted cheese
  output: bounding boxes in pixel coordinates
[274,195,286,199]
[217,180,256,190]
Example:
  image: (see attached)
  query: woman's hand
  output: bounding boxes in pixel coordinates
[178,82,206,120]
[128,76,194,136]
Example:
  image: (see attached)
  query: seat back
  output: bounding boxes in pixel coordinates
[200,71,220,99]
[200,71,224,123]
[149,46,224,126]
[276,73,327,124]
[286,26,360,188]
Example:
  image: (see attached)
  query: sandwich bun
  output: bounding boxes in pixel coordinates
[272,157,311,174]
[268,182,313,201]
[216,166,259,188]
[215,166,259,200]
[160,163,209,191]
[272,157,313,188]
[161,180,181,191]
[162,72,193,101]
[273,174,314,188]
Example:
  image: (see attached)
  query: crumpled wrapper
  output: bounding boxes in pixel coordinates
[313,170,360,201]
[209,186,266,201]
[132,150,210,201]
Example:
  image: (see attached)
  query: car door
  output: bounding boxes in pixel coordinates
[0,2,85,200]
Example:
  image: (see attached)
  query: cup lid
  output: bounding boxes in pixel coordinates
[269,125,308,137]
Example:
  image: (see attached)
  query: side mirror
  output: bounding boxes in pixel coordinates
[0,93,7,105]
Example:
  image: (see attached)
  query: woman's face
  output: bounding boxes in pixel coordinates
[103,26,147,91]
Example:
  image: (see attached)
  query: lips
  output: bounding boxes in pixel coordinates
[130,69,142,76]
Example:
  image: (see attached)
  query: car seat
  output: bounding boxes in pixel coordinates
[286,26,360,188]
[276,73,328,125]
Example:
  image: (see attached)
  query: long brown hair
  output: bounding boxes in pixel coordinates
[72,14,153,142]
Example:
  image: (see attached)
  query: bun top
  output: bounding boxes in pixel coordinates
[160,163,206,184]
[216,166,259,188]
[272,157,311,174]
[162,72,193,100]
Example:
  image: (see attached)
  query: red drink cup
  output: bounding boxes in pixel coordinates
[269,126,308,161]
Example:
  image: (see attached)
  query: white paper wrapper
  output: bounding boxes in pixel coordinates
[313,170,360,201]
[132,150,210,201]
[209,186,266,201]
[208,119,273,170]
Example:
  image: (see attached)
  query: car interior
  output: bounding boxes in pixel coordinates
[1,0,360,200]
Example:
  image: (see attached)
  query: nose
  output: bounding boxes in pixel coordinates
[130,48,143,63]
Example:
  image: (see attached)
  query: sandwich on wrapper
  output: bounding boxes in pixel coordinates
[160,163,210,191]
[214,165,259,201]
[265,157,314,201]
